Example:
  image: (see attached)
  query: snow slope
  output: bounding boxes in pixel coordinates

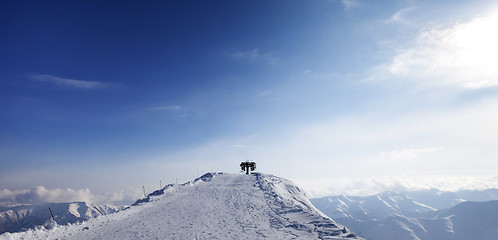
[0,202,120,234]
[1,173,362,240]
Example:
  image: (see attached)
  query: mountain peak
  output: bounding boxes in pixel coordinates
[2,173,362,239]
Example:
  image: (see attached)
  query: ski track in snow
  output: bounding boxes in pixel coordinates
[1,173,361,240]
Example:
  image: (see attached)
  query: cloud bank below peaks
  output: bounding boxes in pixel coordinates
[0,186,140,207]
[296,174,498,198]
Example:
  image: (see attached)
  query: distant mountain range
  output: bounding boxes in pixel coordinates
[0,202,122,234]
[311,189,498,240]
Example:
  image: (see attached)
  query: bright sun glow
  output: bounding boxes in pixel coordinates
[452,11,498,71]
[387,8,498,89]
[432,9,498,88]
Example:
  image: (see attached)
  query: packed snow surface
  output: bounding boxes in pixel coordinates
[1,173,361,239]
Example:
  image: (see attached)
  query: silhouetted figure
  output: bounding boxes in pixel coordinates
[240,161,256,174]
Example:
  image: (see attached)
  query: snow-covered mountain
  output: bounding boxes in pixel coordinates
[311,189,498,240]
[1,173,362,239]
[425,200,498,240]
[311,192,436,222]
[334,200,498,240]
[0,202,121,234]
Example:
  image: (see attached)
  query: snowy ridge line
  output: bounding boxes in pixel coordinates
[130,172,224,207]
[1,172,364,239]
[255,173,361,239]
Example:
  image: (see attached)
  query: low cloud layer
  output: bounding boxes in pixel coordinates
[296,174,498,198]
[0,186,141,207]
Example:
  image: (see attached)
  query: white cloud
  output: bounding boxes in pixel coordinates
[175,114,189,118]
[386,7,417,23]
[146,105,182,111]
[376,8,498,89]
[296,175,498,198]
[232,144,249,148]
[232,49,260,60]
[231,49,280,65]
[0,186,94,206]
[379,147,442,162]
[0,186,140,207]
[29,74,112,90]
[341,0,361,10]
[303,70,341,80]
[257,91,272,97]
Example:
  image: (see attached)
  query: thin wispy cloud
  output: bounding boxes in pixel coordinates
[232,49,260,60]
[144,105,188,119]
[341,0,361,10]
[386,7,417,23]
[232,144,248,148]
[257,91,272,97]
[231,49,280,65]
[175,114,189,118]
[303,70,341,80]
[146,105,182,111]
[379,147,442,162]
[29,74,113,90]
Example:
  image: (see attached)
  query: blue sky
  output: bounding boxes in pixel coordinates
[2,0,498,204]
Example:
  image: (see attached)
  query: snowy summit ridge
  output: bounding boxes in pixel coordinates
[1,172,362,239]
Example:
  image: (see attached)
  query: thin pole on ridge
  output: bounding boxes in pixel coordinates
[93,205,104,215]
[48,207,55,221]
